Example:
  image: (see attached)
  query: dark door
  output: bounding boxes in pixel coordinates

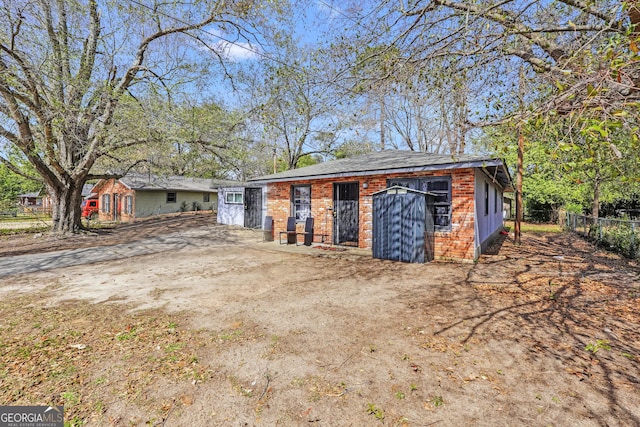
[244,187,262,229]
[333,182,359,246]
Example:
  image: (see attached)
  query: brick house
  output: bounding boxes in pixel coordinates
[247,150,512,262]
[91,174,233,222]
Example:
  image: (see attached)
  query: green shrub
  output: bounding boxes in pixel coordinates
[599,222,637,258]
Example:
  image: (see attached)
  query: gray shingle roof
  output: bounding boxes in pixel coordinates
[82,184,95,197]
[119,174,238,192]
[249,150,512,189]
[18,191,41,198]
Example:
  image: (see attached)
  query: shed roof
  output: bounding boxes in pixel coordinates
[371,185,435,196]
[249,150,512,190]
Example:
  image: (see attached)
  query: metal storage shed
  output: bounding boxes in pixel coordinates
[372,186,435,263]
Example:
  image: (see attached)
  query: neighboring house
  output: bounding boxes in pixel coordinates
[247,150,512,262]
[217,185,266,229]
[17,191,42,208]
[91,174,235,222]
[503,193,514,220]
[18,184,95,216]
[17,190,52,214]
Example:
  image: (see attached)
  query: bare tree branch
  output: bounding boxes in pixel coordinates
[0,156,43,182]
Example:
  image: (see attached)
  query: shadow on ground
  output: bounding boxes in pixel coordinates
[445,233,640,425]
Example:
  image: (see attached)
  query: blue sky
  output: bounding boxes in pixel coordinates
[185,1,347,105]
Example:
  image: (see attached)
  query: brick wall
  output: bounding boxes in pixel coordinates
[266,168,477,261]
[437,169,476,261]
[94,179,136,222]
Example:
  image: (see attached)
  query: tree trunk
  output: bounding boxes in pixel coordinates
[514,67,525,244]
[591,174,600,219]
[515,125,524,245]
[48,179,86,234]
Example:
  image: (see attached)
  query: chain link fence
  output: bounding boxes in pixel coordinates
[563,212,639,259]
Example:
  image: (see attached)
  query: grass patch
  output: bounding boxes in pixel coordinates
[0,215,51,222]
[0,294,214,425]
[0,225,51,235]
[366,403,385,421]
[431,395,444,407]
[83,221,117,230]
[504,221,562,233]
[585,339,611,354]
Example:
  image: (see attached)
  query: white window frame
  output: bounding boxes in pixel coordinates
[124,195,133,214]
[291,185,311,222]
[102,194,111,213]
[225,191,243,204]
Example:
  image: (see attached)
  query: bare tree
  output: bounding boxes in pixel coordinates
[0,0,264,232]
[382,67,471,154]
[359,0,640,122]
[348,0,639,224]
[238,38,348,170]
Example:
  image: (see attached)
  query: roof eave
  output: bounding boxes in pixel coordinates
[479,162,514,192]
[118,179,133,190]
[248,159,504,184]
[130,186,215,192]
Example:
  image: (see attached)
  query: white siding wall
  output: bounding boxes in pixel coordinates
[135,190,216,218]
[260,186,268,228]
[217,187,245,226]
[474,169,504,257]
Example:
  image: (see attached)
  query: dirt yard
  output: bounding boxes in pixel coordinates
[0,214,638,426]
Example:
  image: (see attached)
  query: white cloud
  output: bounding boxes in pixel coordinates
[213,41,260,62]
[315,0,344,20]
[192,29,261,62]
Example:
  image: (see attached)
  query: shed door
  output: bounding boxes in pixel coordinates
[244,187,262,229]
[372,189,433,263]
[333,182,359,246]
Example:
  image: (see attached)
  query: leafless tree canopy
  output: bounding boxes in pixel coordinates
[0,0,260,232]
[350,0,639,122]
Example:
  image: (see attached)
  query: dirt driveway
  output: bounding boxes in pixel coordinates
[0,214,639,426]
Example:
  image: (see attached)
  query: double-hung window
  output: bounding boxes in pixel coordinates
[102,194,111,213]
[166,192,177,203]
[484,183,489,216]
[423,177,452,231]
[225,191,243,204]
[124,195,133,214]
[291,185,311,222]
